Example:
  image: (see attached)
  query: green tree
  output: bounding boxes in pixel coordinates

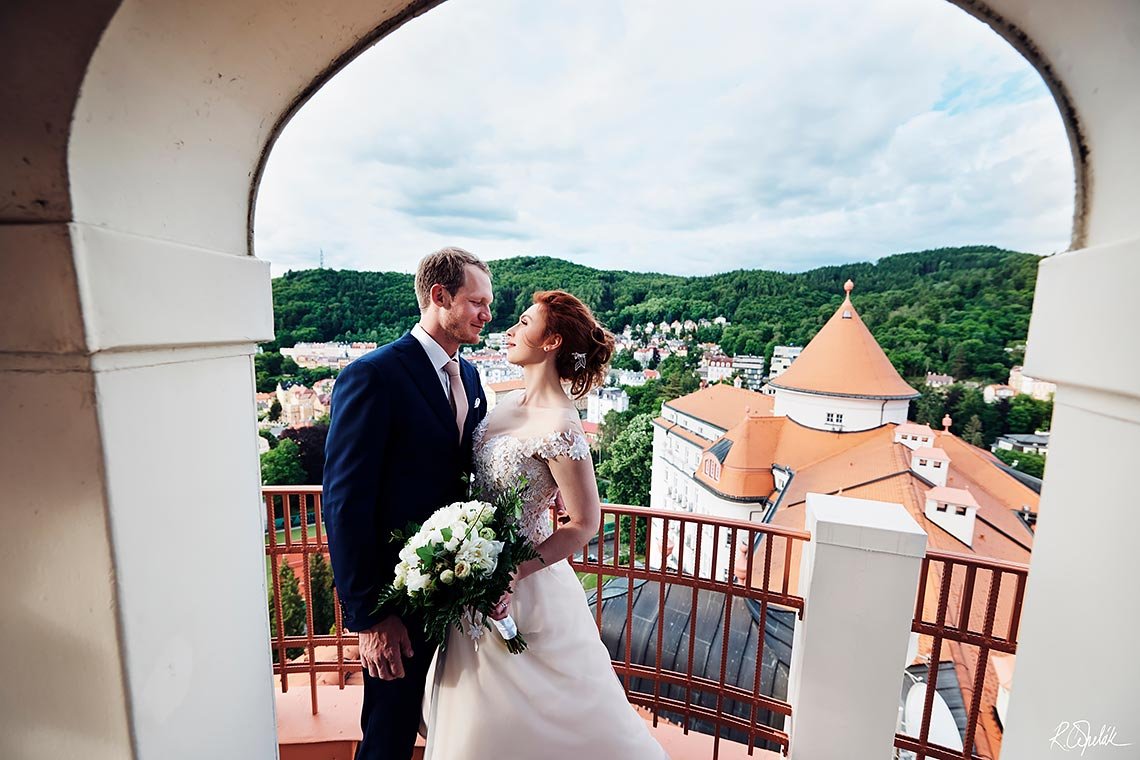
[992,448,1046,478]
[962,415,985,447]
[269,561,307,660]
[308,553,337,636]
[258,429,278,450]
[597,413,654,507]
[268,399,282,422]
[280,424,329,484]
[260,438,307,485]
[611,349,641,371]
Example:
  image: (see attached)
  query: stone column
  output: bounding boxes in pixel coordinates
[786,493,927,759]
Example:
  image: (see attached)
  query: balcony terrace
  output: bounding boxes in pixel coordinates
[265,487,1027,759]
[5,2,1139,758]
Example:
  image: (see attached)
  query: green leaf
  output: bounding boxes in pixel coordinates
[441,527,452,542]
[416,545,436,565]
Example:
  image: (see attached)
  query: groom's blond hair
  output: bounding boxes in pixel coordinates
[414,247,491,310]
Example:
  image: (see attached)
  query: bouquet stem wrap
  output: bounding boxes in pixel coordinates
[490,613,527,654]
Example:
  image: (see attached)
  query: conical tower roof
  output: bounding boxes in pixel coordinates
[769,280,918,400]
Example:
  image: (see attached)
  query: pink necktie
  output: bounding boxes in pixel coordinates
[443,359,468,444]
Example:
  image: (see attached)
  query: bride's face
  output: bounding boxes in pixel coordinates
[505,304,559,366]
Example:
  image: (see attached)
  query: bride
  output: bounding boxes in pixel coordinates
[424,290,668,759]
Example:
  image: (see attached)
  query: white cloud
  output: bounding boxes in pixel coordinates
[254,0,1074,276]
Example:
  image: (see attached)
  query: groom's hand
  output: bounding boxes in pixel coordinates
[360,616,415,680]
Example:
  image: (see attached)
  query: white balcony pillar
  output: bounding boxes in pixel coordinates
[1000,237,1140,757]
[787,494,927,760]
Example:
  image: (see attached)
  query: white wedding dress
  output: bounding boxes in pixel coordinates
[424,417,669,760]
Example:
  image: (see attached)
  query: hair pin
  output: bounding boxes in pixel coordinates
[572,352,587,371]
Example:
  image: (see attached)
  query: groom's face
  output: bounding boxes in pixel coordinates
[441,265,494,346]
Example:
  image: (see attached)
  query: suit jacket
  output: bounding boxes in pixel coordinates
[322,332,487,632]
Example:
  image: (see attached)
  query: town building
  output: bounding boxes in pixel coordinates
[700,352,735,384]
[925,372,955,388]
[1008,366,1057,401]
[586,387,630,424]
[768,345,802,380]
[993,432,1050,456]
[732,354,766,390]
[984,384,1019,403]
[280,342,377,370]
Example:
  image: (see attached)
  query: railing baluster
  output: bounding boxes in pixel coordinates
[897,550,1030,760]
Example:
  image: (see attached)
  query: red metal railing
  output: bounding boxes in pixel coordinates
[264,487,810,757]
[264,486,357,715]
[564,504,811,758]
[894,550,1029,760]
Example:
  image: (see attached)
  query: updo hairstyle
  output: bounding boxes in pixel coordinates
[532,290,615,399]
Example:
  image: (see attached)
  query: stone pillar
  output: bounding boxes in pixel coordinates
[0,221,276,758]
[787,494,927,759]
[1000,239,1140,757]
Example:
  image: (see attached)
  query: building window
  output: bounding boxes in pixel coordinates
[933,461,943,469]
[919,459,928,466]
[936,503,948,512]
[826,412,844,424]
[955,506,968,516]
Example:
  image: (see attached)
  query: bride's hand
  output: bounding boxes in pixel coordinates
[489,589,512,620]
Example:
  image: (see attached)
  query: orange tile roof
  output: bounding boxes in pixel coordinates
[695,412,784,498]
[769,282,919,399]
[663,384,773,431]
[652,417,719,448]
[488,378,526,393]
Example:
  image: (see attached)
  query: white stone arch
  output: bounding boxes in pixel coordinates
[1,2,1136,758]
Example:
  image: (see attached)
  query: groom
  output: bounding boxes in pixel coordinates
[323,247,492,760]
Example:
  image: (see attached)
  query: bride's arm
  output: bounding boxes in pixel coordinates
[515,452,601,581]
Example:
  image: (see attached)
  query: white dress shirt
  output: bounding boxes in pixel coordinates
[410,323,459,402]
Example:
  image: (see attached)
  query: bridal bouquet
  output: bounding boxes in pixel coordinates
[375,481,539,654]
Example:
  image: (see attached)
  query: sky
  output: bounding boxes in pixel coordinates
[253,0,1075,277]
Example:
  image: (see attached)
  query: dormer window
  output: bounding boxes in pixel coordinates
[919,458,929,466]
[956,506,968,516]
[936,503,948,512]
[933,461,943,469]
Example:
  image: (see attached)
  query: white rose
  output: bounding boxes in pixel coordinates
[454,560,471,579]
[456,536,503,574]
[393,561,409,589]
[405,567,430,594]
[440,569,455,585]
[462,500,488,522]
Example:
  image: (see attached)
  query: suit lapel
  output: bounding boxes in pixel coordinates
[393,333,455,433]
[459,358,480,438]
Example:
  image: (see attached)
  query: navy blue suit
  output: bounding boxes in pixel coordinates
[323,332,487,760]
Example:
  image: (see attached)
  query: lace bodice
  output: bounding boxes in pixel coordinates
[472,416,590,543]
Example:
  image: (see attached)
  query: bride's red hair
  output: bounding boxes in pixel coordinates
[533,290,615,399]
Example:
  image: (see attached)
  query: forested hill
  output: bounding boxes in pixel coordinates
[267,245,1041,383]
